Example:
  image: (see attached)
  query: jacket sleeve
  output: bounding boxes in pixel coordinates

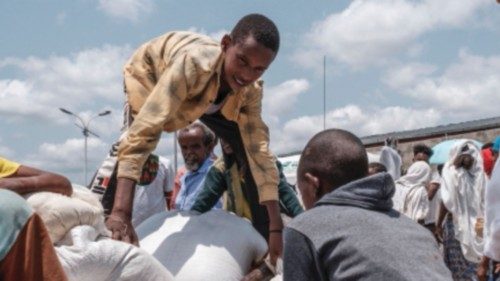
[277,161,304,217]
[237,83,279,203]
[191,165,227,213]
[283,227,324,281]
[117,53,193,181]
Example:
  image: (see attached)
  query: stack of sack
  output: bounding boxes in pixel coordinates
[24,185,173,281]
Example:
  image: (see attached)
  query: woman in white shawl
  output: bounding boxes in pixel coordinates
[477,158,500,281]
[393,161,431,222]
[436,140,487,281]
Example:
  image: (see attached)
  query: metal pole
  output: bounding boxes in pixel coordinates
[59,108,110,185]
[323,55,326,130]
[84,134,88,184]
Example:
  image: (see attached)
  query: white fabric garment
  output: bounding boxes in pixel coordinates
[440,140,486,263]
[424,169,442,225]
[24,184,109,243]
[393,161,431,221]
[137,210,268,281]
[484,158,500,261]
[132,156,174,228]
[56,225,173,281]
[379,146,402,180]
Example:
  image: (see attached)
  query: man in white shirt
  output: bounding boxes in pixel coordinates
[132,156,174,228]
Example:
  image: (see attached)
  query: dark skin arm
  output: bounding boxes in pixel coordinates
[426,182,440,200]
[263,200,284,266]
[106,177,139,246]
[0,165,72,196]
[434,201,449,242]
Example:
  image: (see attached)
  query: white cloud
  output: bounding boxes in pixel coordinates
[97,0,153,22]
[271,105,441,154]
[187,27,229,41]
[0,45,132,122]
[0,138,15,158]
[386,50,500,118]
[263,79,309,116]
[383,62,437,89]
[23,138,109,184]
[294,0,490,69]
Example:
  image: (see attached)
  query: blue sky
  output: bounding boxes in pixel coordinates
[1,0,499,185]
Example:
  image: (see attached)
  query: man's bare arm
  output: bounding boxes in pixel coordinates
[0,165,72,196]
[106,177,139,246]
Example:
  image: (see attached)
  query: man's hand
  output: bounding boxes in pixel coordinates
[477,256,489,281]
[106,177,138,246]
[106,211,139,246]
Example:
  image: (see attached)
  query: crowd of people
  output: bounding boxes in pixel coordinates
[1,12,500,281]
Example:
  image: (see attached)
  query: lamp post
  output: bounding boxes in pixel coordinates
[59,108,111,185]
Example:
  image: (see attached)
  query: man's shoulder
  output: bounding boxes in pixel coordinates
[287,206,333,232]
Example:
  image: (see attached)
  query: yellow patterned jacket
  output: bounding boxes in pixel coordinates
[117,31,278,202]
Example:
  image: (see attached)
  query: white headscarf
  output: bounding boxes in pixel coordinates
[484,158,500,261]
[379,146,402,181]
[393,161,431,221]
[440,140,486,263]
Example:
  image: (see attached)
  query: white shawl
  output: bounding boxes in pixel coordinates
[379,146,402,180]
[440,140,486,263]
[484,158,500,261]
[393,161,431,221]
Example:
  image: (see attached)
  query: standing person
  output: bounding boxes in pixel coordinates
[131,155,174,228]
[97,14,284,262]
[424,164,444,236]
[191,138,303,228]
[392,161,432,223]
[169,129,218,210]
[478,158,500,281]
[436,141,487,280]
[283,129,452,281]
[173,122,221,211]
[413,143,434,163]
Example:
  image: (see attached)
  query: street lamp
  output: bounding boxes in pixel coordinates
[59,107,111,185]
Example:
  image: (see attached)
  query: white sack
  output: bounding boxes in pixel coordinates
[136,210,268,281]
[24,184,109,243]
[56,225,173,281]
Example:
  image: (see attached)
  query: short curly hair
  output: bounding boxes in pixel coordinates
[231,13,280,53]
[413,144,433,157]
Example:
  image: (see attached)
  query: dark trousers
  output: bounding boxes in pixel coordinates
[200,112,270,240]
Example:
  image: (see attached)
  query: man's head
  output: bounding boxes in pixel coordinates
[297,129,368,210]
[413,144,433,163]
[368,162,387,175]
[453,144,475,170]
[178,123,214,171]
[220,14,279,92]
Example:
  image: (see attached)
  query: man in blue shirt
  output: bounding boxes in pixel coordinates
[174,122,222,210]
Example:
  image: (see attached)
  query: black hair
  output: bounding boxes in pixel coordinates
[368,162,387,174]
[413,143,433,157]
[482,142,493,150]
[298,129,368,190]
[231,13,280,53]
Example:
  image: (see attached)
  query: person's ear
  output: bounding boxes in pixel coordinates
[304,172,320,198]
[221,34,232,52]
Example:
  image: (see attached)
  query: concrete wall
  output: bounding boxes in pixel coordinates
[366,127,500,170]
